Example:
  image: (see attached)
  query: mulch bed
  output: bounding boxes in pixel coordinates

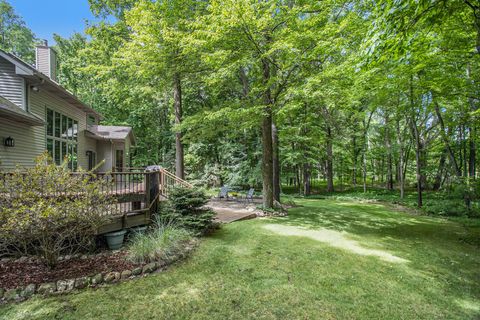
[0,252,141,289]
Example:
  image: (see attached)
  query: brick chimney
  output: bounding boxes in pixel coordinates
[35,40,57,82]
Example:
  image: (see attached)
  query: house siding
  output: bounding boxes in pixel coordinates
[97,140,112,172]
[0,58,25,109]
[35,47,50,78]
[0,117,41,168]
[0,85,93,170]
[49,50,57,82]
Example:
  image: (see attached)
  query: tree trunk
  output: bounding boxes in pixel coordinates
[362,112,373,193]
[467,62,477,179]
[352,135,358,188]
[326,125,334,193]
[433,149,447,191]
[396,119,405,199]
[385,114,394,190]
[409,75,422,207]
[173,72,184,179]
[261,58,274,208]
[420,141,427,189]
[272,123,280,202]
[434,101,462,177]
[462,124,468,177]
[469,127,476,179]
[296,164,301,194]
[413,126,423,207]
[303,162,311,196]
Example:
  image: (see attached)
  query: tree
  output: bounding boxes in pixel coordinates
[0,0,36,63]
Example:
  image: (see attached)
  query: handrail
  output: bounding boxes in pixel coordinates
[159,168,193,188]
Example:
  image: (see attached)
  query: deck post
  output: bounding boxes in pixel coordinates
[145,166,161,220]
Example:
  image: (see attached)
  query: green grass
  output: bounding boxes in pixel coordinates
[1,199,479,319]
[282,181,480,217]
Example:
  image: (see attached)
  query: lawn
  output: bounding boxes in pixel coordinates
[1,199,479,319]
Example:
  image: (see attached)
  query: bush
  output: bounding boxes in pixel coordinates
[0,153,112,268]
[162,187,216,235]
[127,219,193,264]
[422,199,471,217]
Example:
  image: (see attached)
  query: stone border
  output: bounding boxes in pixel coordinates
[0,241,197,304]
[1,252,101,265]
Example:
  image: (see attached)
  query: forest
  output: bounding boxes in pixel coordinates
[1,0,479,214]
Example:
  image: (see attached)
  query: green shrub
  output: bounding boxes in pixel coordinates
[127,220,193,264]
[0,153,112,268]
[422,199,470,217]
[162,187,216,235]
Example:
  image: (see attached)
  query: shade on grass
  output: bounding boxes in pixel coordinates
[1,199,479,319]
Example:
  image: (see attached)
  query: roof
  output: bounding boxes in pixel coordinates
[0,49,102,119]
[0,96,44,126]
[86,125,136,145]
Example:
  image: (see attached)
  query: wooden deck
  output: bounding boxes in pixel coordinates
[1,168,191,235]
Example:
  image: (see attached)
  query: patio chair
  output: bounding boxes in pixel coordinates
[218,186,230,200]
[244,188,255,203]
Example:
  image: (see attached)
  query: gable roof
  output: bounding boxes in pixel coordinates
[85,125,136,145]
[0,95,44,126]
[0,49,102,119]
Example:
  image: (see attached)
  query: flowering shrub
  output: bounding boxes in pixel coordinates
[0,153,112,268]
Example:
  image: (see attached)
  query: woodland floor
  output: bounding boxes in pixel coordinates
[1,198,479,319]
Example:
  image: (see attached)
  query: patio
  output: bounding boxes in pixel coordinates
[208,198,261,223]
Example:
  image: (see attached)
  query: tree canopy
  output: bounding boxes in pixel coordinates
[2,0,477,213]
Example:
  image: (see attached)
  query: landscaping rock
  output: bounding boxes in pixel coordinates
[104,272,120,283]
[131,267,142,276]
[64,255,71,260]
[74,277,90,289]
[37,282,56,295]
[1,258,11,263]
[142,262,157,274]
[91,273,103,285]
[57,279,75,292]
[5,288,21,301]
[22,284,36,298]
[121,270,132,279]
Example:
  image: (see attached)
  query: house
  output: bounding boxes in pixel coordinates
[0,41,135,172]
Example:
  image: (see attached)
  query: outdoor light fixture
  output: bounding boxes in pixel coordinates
[31,85,40,92]
[4,136,14,147]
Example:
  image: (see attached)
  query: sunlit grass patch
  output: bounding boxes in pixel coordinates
[263,224,408,263]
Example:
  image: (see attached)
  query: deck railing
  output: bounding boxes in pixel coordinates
[158,168,193,197]
[0,167,192,232]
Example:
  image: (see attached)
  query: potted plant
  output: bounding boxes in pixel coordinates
[104,229,127,250]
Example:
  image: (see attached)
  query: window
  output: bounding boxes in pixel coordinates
[86,151,96,171]
[46,108,78,170]
[47,109,53,136]
[87,115,97,125]
[115,149,124,171]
